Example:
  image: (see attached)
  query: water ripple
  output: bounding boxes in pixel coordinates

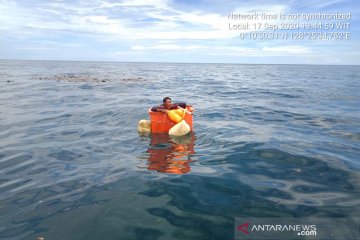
[0,60,359,239]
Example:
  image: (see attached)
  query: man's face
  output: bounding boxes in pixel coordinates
[164,99,172,108]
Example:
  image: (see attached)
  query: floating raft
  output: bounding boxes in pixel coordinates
[148,106,194,133]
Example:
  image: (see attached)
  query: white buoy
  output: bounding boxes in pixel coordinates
[138,119,151,133]
[169,120,190,136]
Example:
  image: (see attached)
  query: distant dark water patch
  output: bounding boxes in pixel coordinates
[0,154,32,168]
[258,90,301,99]
[49,150,83,162]
[80,84,93,89]
[201,112,226,119]
[81,130,104,137]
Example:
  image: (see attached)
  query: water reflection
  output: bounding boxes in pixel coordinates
[146,133,196,174]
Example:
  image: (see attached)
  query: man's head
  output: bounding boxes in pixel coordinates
[163,97,172,109]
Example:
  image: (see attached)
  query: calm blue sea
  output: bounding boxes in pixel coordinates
[0,60,359,240]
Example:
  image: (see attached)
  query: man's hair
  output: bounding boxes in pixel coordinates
[163,97,171,103]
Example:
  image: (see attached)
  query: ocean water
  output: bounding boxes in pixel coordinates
[0,60,359,240]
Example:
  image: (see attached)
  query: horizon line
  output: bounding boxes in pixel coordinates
[1,58,359,67]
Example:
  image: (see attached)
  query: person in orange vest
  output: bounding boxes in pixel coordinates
[151,97,187,113]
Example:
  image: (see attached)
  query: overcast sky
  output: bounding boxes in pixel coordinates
[0,0,359,64]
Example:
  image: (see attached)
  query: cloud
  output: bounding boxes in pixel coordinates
[232,4,288,13]
[99,0,170,8]
[0,0,358,64]
[0,0,238,40]
[132,44,182,50]
[292,0,346,10]
[262,46,311,54]
[131,44,250,51]
[131,44,312,57]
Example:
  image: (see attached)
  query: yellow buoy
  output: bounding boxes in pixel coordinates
[167,109,186,124]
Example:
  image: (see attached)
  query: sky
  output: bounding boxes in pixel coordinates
[0,0,359,64]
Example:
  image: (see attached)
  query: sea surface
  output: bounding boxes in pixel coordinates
[0,60,359,240]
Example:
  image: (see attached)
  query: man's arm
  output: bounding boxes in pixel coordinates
[151,106,167,113]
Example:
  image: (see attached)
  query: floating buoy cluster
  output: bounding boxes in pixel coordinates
[138,106,194,136]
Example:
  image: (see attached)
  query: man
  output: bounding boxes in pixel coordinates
[151,97,187,113]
